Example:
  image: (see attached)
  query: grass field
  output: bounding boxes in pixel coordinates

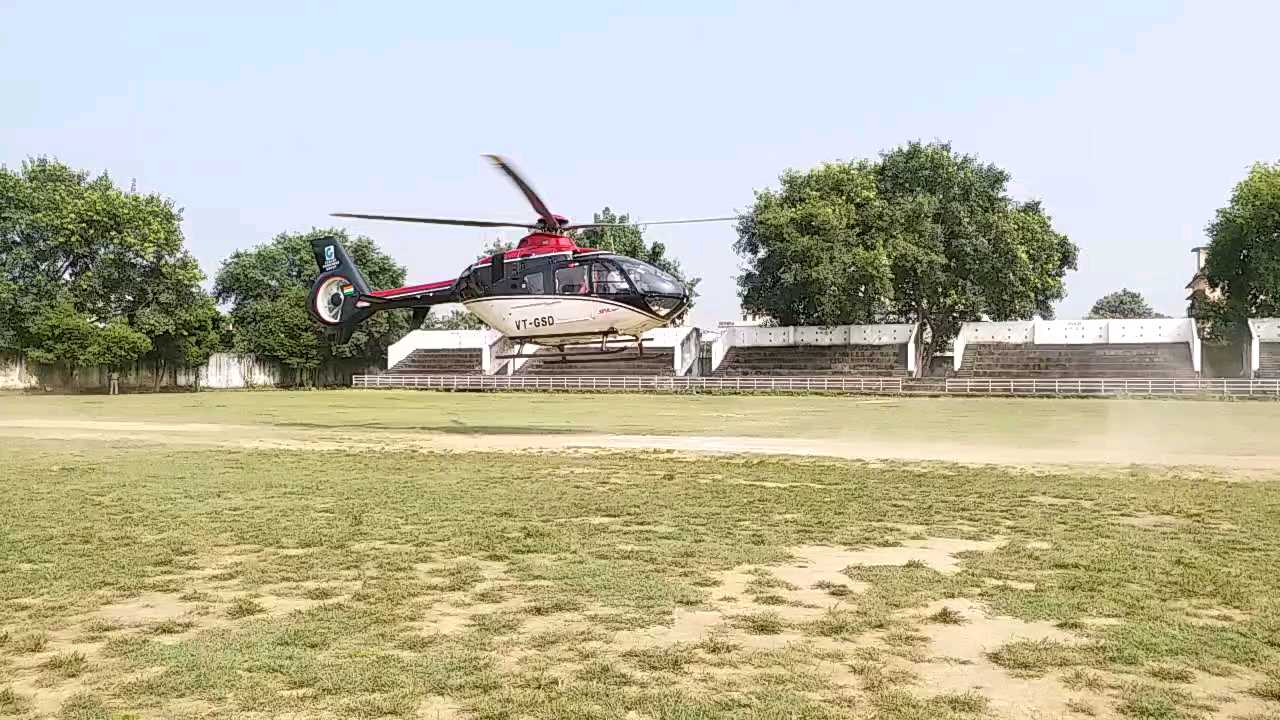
[2,391,1280,719]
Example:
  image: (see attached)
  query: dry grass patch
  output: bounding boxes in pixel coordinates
[1248,678,1280,702]
[732,610,786,635]
[1115,682,1212,720]
[42,651,90,679]
[986,638,1088,676]
[621,644,697,672]
[926,606,967,625]
[1066,697,1098,715]
[870,688,990,719]
[0,686,26,715]
[55,691,111,720]
[12,632,49,654]
[1147,664,1196,684]
[225,597,265,619]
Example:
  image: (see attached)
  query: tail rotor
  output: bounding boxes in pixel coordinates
[308,236,374,343]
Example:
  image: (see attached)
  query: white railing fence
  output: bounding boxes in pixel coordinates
[943,377,1280,397]
[353,374,905,393]
[353,374,1280,397]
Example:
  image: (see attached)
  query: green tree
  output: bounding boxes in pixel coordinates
[1196,161,1280,342]
[1087,289,1165,319]
[0,157,220,384]
[481,237,515,258]
[571,207,701,299]
[85,319,153,372]
[22,302,98,376]
[420,309,485,331]
[213,229,408,384]
[735,142,1078,371]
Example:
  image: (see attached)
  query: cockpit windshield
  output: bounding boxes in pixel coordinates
[613,257,683,296]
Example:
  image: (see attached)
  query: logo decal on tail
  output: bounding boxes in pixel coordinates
[323,244,339,271]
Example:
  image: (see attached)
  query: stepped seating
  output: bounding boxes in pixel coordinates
[957,343,1196,378]
[386,349,485,375]
[517,347,676,376]
[1258,343,1280,379]
[713,345,908,376]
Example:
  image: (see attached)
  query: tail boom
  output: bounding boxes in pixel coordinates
[308,236,457,343]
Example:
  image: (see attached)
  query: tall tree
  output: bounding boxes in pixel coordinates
[735,142,1078,370]
[0,157,221,383]
[1087,289,1165,319]
[213,229,408,384]
[481,236,515,258]
[420,309,485,331]
[1196,161,1280,342]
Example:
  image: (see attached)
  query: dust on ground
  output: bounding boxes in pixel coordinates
[4,417,1280,475]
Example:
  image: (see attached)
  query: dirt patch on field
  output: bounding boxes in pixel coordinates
[807,538,1006,576]
[906,598,1090,719]
[616,537,1005,653]
[97,592,196,625]
[6,418,1280,474]
[416,695,465,719]
[3,675,91,717]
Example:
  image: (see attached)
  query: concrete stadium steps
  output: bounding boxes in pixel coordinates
[713,345,909,377]
[385,349,486,375]
[957,343,1196,378]
[517,348,676,376]
[1259,343,1280,379]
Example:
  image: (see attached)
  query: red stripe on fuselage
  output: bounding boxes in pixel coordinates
[369,279,455,298]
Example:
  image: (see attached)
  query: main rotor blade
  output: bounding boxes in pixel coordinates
[332,213,538,229]
[562,216,738,230]
[483,154,559,230]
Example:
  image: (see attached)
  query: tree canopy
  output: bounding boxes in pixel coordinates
[0,157,222,379]
[213,229,408,383]
[1087,289,1165,319]
[735,142,1078,367]
[1196,161,1280,342]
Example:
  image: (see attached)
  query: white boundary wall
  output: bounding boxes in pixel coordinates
[953,319,1201,373]
[0,352,283,390]
[0,353,38,390]
[1248,318,1280,377]
[195,353,282,388]
[387,329,506,374]
[710,324,917,375]
[639,327,699,376]
[390,327,701,376]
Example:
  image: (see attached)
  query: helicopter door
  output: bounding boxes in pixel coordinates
[554,264,589,295]
[489,252,505,289]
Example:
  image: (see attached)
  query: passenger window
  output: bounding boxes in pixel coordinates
[523,272,545,294]
[591,263,629,295]
[555,265,588,294]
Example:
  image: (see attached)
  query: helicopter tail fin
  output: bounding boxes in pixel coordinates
[307,235,376,344]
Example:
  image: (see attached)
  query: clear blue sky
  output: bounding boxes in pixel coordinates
[4,1,1278,327]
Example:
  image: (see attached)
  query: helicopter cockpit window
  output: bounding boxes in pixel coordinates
[590,262,630,295]
[613,257,683,296]
[555,265,589,294]
[457,268,482,301]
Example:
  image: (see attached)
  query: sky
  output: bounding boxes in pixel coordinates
[4,0,1279,329]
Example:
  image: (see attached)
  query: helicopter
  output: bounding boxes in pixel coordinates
[307,155,734,362]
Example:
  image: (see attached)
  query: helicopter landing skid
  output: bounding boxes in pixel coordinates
[495,334,651,362]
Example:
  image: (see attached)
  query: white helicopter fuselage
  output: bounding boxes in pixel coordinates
[464,294,667,345]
